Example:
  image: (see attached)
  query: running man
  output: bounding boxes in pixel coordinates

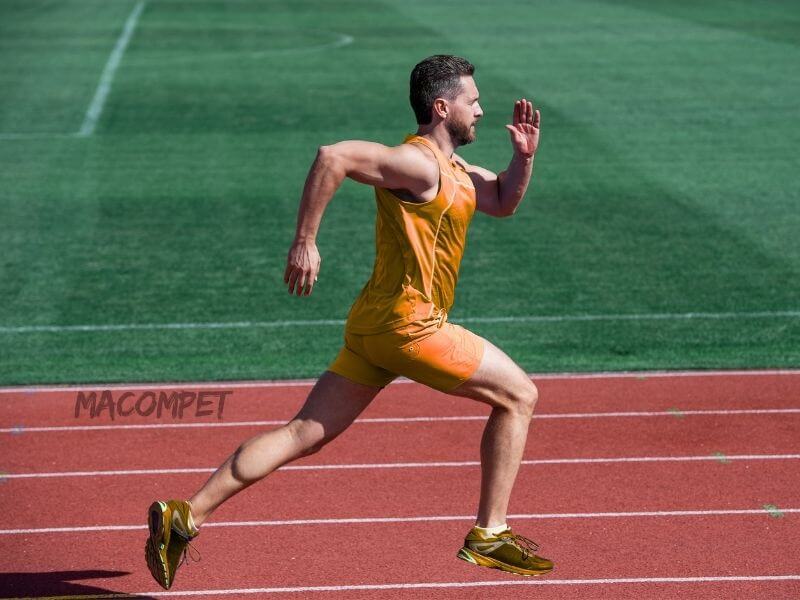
[145,55,551,589]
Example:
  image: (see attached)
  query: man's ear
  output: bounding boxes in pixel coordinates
[433,98,448,120]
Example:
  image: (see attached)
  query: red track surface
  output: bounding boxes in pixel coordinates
[1,371,798,599]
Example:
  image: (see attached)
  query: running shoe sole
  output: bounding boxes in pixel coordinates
[456,546,553,577]
[146,501,172,588]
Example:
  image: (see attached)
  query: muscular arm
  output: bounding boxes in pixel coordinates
[460,98,541,218]
[284,141,438,296]
[459,154,534,218]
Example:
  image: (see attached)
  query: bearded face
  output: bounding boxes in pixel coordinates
[445,112,476,146]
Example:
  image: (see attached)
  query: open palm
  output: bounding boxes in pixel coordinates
[505,98,540,157]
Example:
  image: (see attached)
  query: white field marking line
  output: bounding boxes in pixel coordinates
[4,454,800,479]
[77,0,145,137]
[2,309,799,335]
[3,508,799,535]
[5,576,800,598]
[2,368,799,394]
[4,408,800,433]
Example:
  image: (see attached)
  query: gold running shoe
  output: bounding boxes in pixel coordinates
[456,527,554,576]
[145,499,200,589]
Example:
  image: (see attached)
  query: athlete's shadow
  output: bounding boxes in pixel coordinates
[0,570,157,599]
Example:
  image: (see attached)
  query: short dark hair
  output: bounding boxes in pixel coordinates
[409,55,475,125]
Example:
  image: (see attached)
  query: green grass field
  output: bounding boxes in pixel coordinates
[1,0,798,385]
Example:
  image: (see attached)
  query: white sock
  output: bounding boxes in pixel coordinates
[186,502,199,533]
[187,512,197,531]
[474,522,509,537]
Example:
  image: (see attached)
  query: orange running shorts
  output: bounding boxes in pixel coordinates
[328,312,485,392]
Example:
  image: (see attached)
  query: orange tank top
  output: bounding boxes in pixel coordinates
[345,134,477,335]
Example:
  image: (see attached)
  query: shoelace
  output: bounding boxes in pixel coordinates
[500,532,540,561]
[179,540,202,567]
[173,530,202,567]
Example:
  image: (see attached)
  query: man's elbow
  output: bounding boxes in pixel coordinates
[316,144,346,175]
[496,198,518,218]
[316,144,336,165]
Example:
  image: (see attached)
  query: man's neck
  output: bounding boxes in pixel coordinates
[414,125,457,158]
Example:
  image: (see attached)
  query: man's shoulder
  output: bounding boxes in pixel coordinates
[451,152,496,178]
[389,142,439,186]
[399,139,439,165]
[451,152,471,170]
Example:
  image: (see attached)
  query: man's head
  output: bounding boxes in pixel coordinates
[410,55,483,145]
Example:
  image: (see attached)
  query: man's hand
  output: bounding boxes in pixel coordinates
[284,237,320,296]
[505,99,540,157]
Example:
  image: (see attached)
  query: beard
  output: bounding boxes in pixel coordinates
[445,116,476,146]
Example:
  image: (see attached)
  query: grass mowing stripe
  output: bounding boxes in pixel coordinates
[0,133,79,140]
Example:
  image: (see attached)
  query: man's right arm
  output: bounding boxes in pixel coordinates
[284,141,437,296]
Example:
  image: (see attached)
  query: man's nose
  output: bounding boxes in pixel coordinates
[475,103,484,118]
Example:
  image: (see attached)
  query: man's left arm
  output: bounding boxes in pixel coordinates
[460,99,541,218]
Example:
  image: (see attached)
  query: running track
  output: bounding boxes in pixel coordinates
[1,371,798,599]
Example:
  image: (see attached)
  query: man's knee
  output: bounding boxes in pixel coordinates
[287,418,331,457]
[301,442,324,457]
[503,379,538,418]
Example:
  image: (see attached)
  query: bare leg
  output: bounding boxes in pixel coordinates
[188,371,382,526]
[449,338,538,528]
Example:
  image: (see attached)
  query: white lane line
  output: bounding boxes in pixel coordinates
[0,380,318,393]
[0,380,316,393]
[1,368,799,394]
[3,408,800,433]
[3,454,799,479]
[77,0,145,137]
[527,368,800,379]
[2,508,797,535]
[5,575,799,597]
[2,309,799,334]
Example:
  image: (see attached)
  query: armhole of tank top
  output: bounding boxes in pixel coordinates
[382,141,442,207]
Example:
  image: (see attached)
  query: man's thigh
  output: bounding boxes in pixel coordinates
[361,321,485,392]
[447,336,535,408]
[292,370,383,441]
